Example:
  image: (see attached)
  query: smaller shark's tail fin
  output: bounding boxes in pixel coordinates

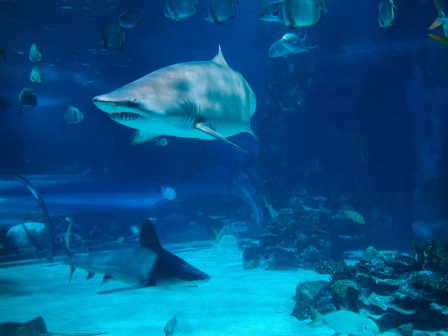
[63,219,76,284]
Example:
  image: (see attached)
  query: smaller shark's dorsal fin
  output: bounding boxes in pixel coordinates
[25,316,47,333]
[212,46,229,67]
[140,219,163,251]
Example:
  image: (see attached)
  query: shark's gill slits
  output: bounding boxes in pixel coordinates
[110,112,141,121]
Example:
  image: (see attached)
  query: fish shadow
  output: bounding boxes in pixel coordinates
[0,276,34,297]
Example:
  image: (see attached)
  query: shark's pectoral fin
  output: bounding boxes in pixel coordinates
[86,272,95,280]
[98,280,154,294]
[100,275,114,285]
[245,125,260,144]
[194,123,246,153]
[129,131,161,145]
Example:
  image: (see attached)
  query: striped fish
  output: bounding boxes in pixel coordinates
[281,0,328,28]
[64,106,84,124]
[342,210,365,225]
[264,197,279,221]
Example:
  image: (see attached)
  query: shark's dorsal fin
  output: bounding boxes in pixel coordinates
[212,46,229,67]
[25,316,47,333]
[140,219,163,251]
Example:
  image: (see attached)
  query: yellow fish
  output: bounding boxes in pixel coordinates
[341,210,365,224]
[428,0,448,37]
[426,34,448,47]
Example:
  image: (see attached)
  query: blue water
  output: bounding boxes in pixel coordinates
[0,1,448,333]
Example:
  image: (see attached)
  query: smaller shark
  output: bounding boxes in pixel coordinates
[67,219,210,294]
[0,316,106,336]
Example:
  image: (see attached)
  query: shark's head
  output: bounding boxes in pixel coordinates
[93,92,150,129]
[92,78,168,129]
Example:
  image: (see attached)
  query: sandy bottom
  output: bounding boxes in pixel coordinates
[0,247,335,336]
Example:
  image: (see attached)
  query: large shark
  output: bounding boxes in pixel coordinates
[92,46,258,152]
[67,219,210,294]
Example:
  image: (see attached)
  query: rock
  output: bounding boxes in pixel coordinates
[243,259,260,269]
[413,333,430,336]
[312,259,347,275]
[397,323,414,336]
[411,240,448,272]
[300,246,322,263]
[360,246,397,266]
[314,282,335,313]
[287,196,303,209]
[291,281,334,321]
[243,245,260,262]
[293,281,326,305]
[330,245,448,332]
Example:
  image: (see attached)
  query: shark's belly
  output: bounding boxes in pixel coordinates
[72,248,158,286]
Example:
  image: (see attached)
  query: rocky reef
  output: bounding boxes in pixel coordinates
[241,194,367,272]
[291,242,448,333]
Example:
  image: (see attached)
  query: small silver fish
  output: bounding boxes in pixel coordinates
[99,19,125,50]
[341,209,365,224]
[258,0,283,22]
[30,66,42,84]
[428,0,448,37]
[118,10,142,29]
[283,0,328,28]
[64,106,84,124]
[269,39,293,58]
[151,138,168,146]
[281,33,316,54]
[164,316,179,336]
[29,43,42,63]
[231,221,248,232]
[19,86,37,115]
[162,186,176,200]
[264,197,278,221]
[378,0,396,27]
[164,0,198,20]
[205,0,238,24]
[308,305,379,336]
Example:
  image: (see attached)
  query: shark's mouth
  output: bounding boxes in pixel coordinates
[109,112,141,122]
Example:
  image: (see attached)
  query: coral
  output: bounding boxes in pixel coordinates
[243,259,260,269]
[291,245,448,332]
[332,279,358,298]
[291,281,327,320]
[311,259,347,275]
[397,323,414,336]
[411,240,448,273]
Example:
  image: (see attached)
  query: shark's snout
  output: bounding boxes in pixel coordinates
[92,95,115,113]
[93,95,144,123]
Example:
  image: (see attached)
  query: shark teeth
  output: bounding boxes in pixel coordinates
[110,112,140,121]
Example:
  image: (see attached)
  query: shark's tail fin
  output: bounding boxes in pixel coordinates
[63,219,76,284]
